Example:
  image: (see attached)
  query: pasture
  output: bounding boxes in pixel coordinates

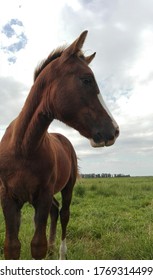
[0,176,153,260]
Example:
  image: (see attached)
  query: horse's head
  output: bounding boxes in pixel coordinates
[49,31,119,147]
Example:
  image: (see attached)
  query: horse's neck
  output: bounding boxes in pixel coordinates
[14,81,53,155]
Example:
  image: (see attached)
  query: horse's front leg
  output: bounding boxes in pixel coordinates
[31,190,52,260]
[1,195,22,260]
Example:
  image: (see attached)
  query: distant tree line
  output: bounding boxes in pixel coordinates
[81,173,130,178]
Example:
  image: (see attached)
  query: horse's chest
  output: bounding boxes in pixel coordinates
[0,155,51,203]
[2,168,40,203]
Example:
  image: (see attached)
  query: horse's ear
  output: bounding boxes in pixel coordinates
[85,52,96,64]
[62,30,88,58]
[73,30,88,52]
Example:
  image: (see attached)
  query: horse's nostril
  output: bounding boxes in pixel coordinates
[115,127,119,138]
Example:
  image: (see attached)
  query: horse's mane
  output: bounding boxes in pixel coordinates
[34,46,85,82]
[34,46,66,81]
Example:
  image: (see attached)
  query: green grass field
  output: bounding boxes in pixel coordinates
[0,176,153,260]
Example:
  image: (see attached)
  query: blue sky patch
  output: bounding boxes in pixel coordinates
[1,18,27,63]
[2,23,15,38]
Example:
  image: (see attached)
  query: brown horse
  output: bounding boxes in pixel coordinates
[0,31,119,260]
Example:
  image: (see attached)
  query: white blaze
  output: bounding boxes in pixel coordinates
[89,93,119,148]
[97,93,118,127]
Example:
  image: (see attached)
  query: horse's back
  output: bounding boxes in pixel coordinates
[48,132,76,156]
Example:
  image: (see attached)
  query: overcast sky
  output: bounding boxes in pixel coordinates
[0,0,153,176]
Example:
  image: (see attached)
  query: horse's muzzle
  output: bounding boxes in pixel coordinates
[90,126,119,148]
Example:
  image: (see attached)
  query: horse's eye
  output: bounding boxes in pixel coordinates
[81,77,93,85]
